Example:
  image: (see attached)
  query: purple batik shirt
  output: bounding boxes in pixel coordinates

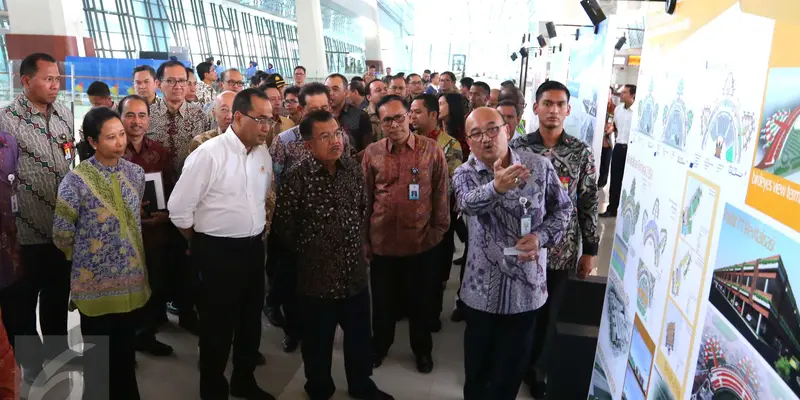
[0,132,21,289]
[453,149,572,315]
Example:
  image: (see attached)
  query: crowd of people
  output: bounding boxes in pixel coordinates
[0,52,609,400]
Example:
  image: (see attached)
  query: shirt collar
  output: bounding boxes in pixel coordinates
[224,126,249,155]
[125,136,152,154]
[386,131,416,153]
[89,155,123,173]
[472,148,521,173]
[527,129,569,147]
[426,127,442,141]
[18,94,61,118]
[309,156,346,175]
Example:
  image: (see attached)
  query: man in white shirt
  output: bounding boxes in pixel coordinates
[168,88,276,400]
[601,84,636,218]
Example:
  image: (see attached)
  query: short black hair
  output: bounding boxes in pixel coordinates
[232,88,268,116]
[367,79,385,93]
[349,81,366,96]
[389,75,405,84]
[79,107,121,159]
[250,70,267,87]
[133,65,156,80]
[196,62,214,81]
[20,53,57,78]
[297,82,330,107]
[117,94,150,116]
[499,86,523,104]
[370,65,376,69]
[535,80,571,102]
[500,80,516,88]
[258,82,280,93]
[406,73,421,82]
[294,65,306,73]
[375,95,408,118]
[412,94,438,114]
[423,69,431,74]
[430,72,439,78]
[396,72,405,78]
[186,67,195,76]
[460,77,474,88]
[221,68,240,82]
[299,110,337,141]
[86,81,111,97]
[497,99,520,116]
[472,81,490,94]
[326,73,348,86]
[623,84,637,96]
[156,60,188,81]
[441,71,457,82]
[351,76,364,83]
[283,85,301,98]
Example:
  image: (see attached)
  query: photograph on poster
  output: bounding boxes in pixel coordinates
[753,68,800,184]
[623,315,656,400]
[680,173,718,254]
[649,366,676,400]
[699,73,758,166]
[659,299,693,383]
[691,203,800,398]
[607,275,633,358]
[660,79,694,151]
[563,23,610,146]
[669,239,706,324]
[589,352,613,400]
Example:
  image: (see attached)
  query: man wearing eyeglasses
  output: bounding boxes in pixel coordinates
[273,110,394,400]
[147,60,209,336]
[221,68,246,94]
[169,88,275,400]
[363,95,449,374]
[509,80,599,399]
[260,82,294,147]
[454,107,571,400]
[283,85,303,125]
[406,73,425,102]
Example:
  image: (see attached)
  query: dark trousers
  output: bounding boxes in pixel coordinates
[194,232,265,398]
[80,310,140,400]
[265,236,281,293]
[463,305,537,400]
[166,226,197,322]
[12,244,71,367]
[598,146,613,187]
[138,246,167,337]
[371,246,438,357]
[454,218,469,304]
[607,143,628,214]
[433,217,457,322]
[298,289,376,400]
[270,253,299,338]
[529,269,570,374]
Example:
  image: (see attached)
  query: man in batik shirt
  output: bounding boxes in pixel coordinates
[510,80,599,399]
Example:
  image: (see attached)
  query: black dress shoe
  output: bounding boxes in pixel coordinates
[371,353,385,368]
[416,355,433,374]
[135,336,174,356]
[264,306,286,328]
[166,301,180,316]
[350,389,395,400]
[230,383,275,400]
[528,380,546,399]
[450,307,464,322]
[599,210,617,218]
[431,319,442,333]
[282,336,299,353]
[453,256,466,266]
[256,352,266,366]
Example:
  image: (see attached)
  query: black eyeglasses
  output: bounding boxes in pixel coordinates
[380,114,406,127]
[467,125,504,141]
[241,113,277,128]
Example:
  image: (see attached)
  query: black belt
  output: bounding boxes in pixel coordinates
[196,230,264,243]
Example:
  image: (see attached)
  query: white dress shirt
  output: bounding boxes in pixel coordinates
[614,103,634,144]
[168,127,272,238]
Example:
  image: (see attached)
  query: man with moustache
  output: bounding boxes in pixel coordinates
[120,94,175,357]
[169,89,275,400]
[274,111,393,400]
[133,65,160,106]
[363,95,449,373]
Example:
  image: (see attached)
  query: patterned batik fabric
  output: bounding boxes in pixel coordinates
[0,94,75,245]
[147,100,208,176]
[510,130,600,272]
[0,133,21,289]
[453,149,572,314]
[269,125,354,190]
[362,134,450,257]
[53,157,150,317]
[273,156,368,299]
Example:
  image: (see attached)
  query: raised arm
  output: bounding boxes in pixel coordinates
[453,166,503,216]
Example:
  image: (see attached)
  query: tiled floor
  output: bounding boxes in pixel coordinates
[28,187,618,400]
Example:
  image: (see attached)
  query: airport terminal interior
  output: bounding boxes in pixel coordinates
[1,0,800,399]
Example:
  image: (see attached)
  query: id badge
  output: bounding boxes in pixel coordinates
[10,194,18,214]
[521,215,532,236]
[64,147,72,161]
[409,183,420,200]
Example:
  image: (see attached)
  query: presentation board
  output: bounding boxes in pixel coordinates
[588,1,800,399]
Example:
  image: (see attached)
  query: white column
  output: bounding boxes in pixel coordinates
[7,0,85,37]
[296,0,329,80]
[364,5,382,66]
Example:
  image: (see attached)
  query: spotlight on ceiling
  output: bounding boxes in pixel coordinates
[615,36,627,50]
[537,35,547,47]
[510,52,518,61]
[545,22,557,38]
[580,0,607,26]
[519,47,529,58]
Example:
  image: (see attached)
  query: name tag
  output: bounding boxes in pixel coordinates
[521,215,531,236]
[10,194,18,214]
[409,183,420,200]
